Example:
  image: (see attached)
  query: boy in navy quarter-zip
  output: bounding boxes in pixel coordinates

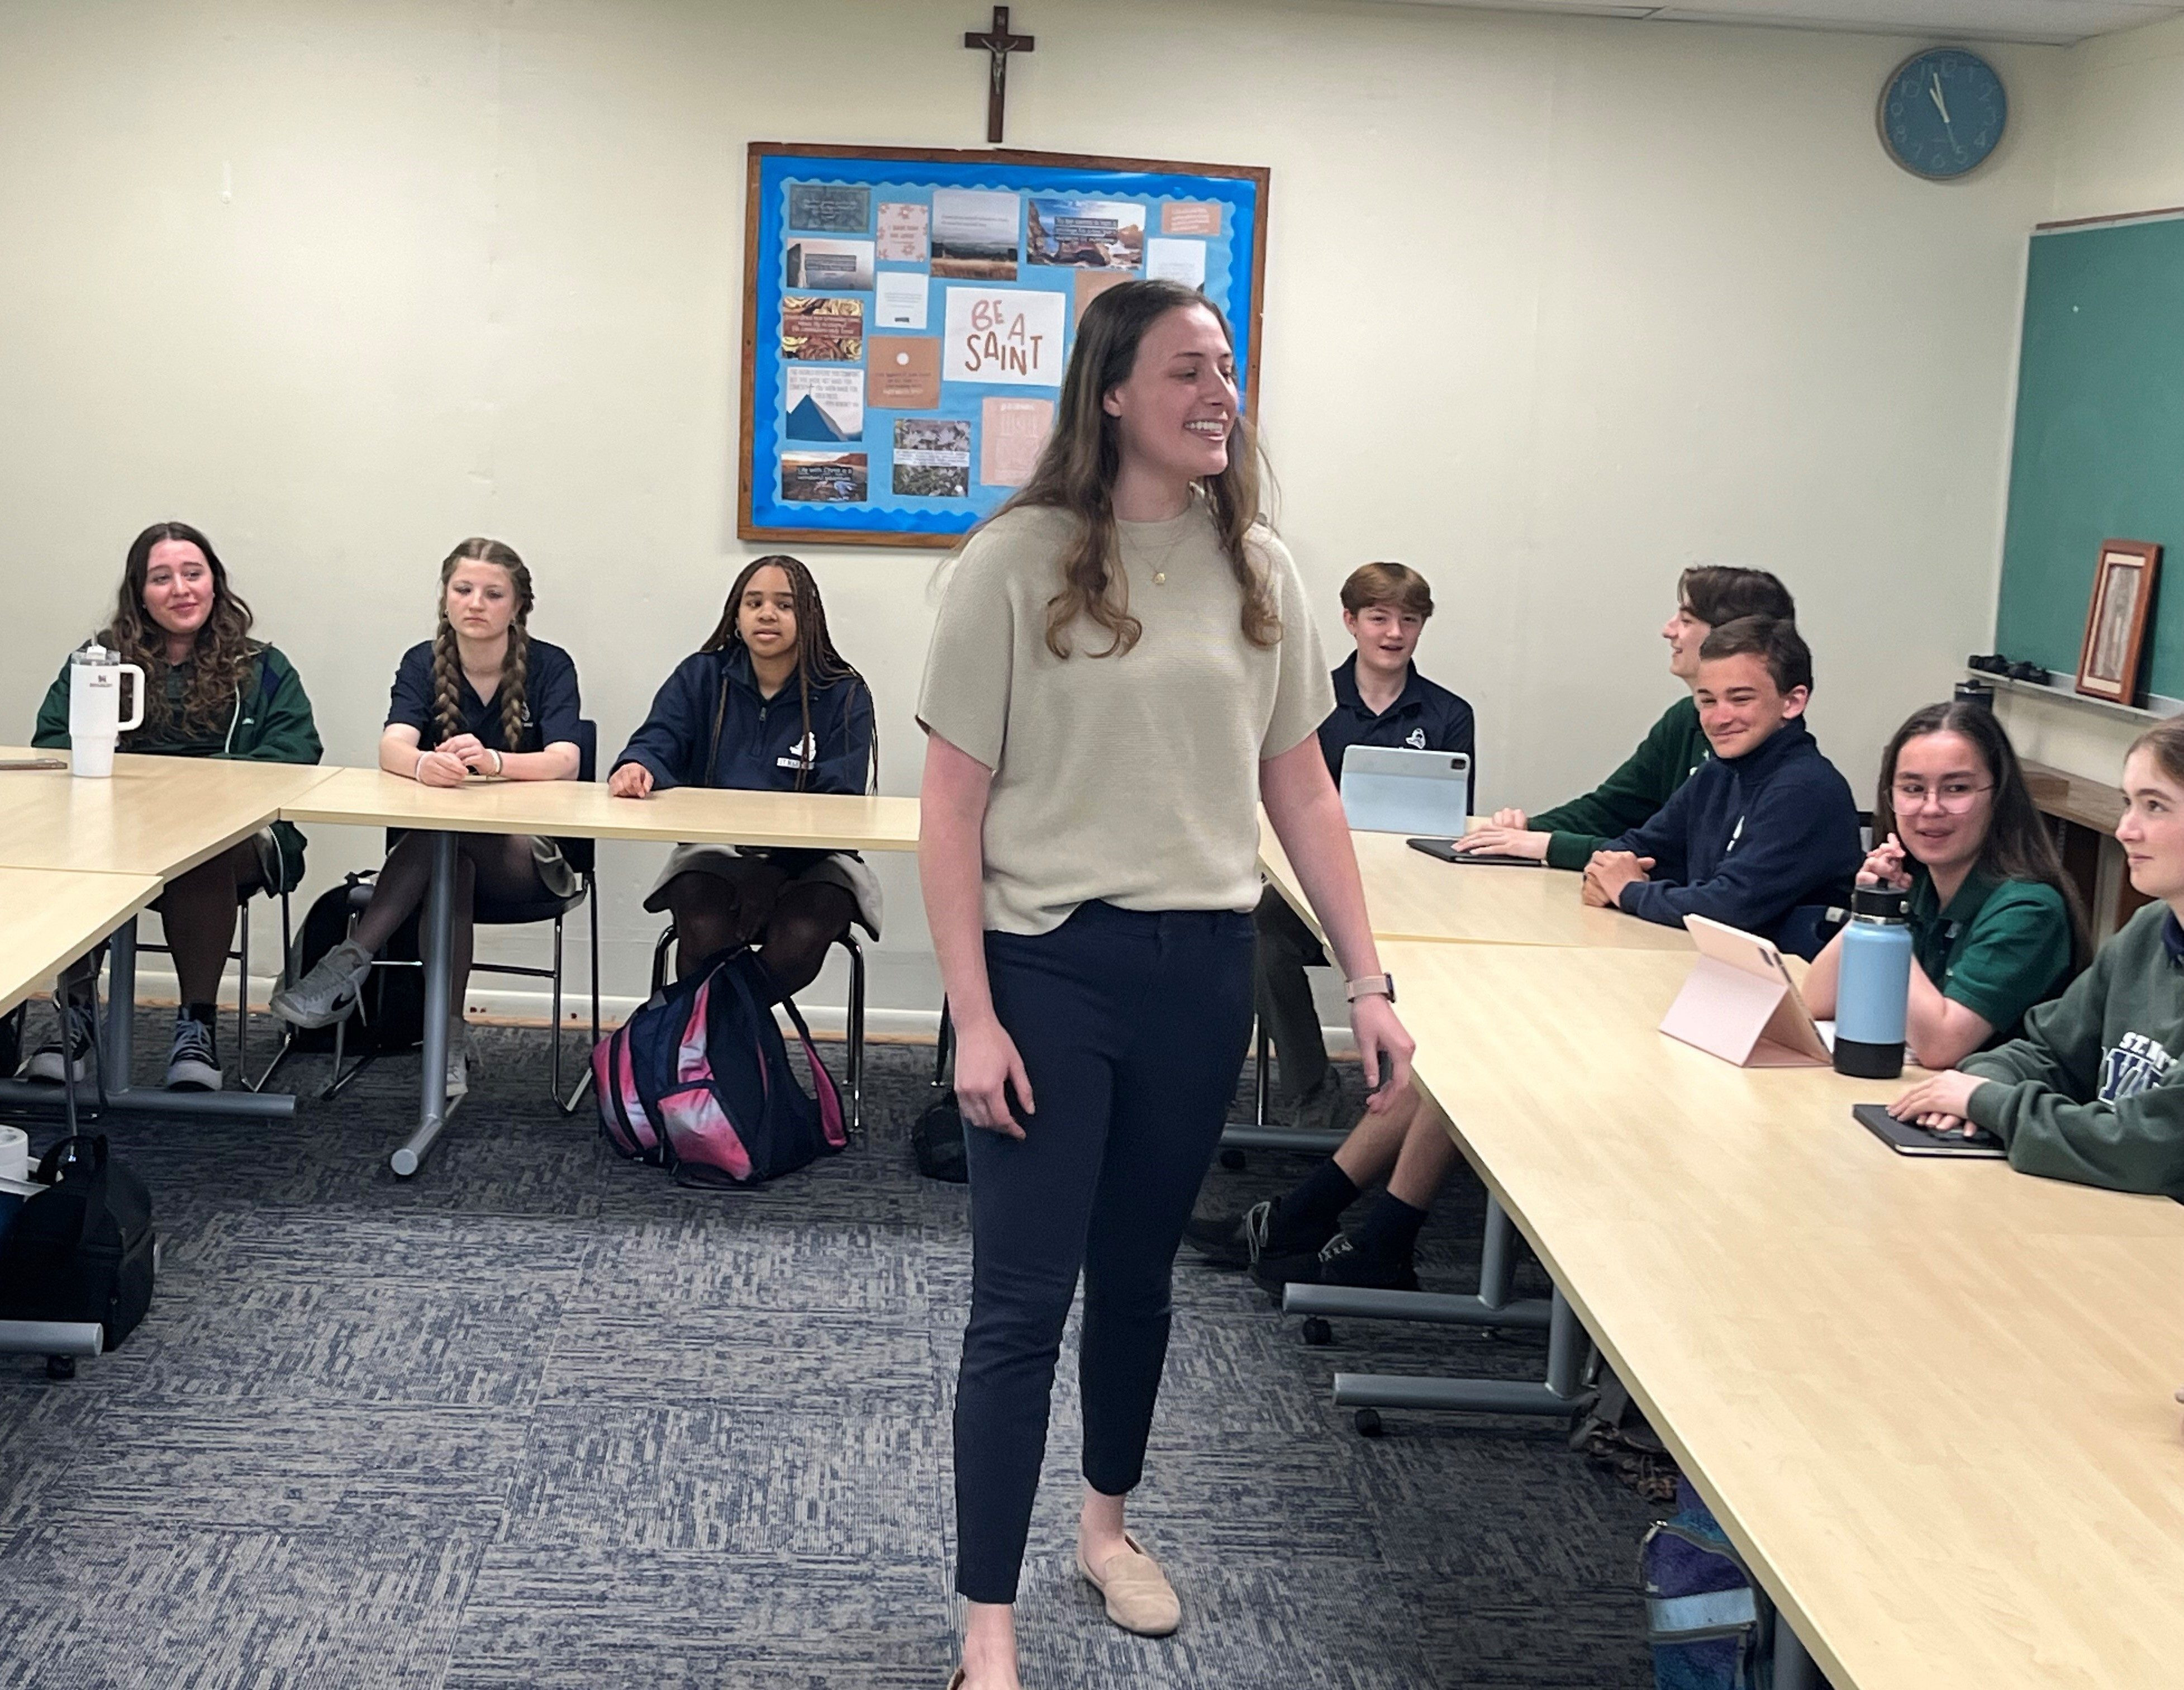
[611,554,881,1000]
[1585,616,1861,957]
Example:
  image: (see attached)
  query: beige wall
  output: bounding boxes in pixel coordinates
[0,1,2069,1019]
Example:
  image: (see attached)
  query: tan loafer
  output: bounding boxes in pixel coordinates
[1076,1533,1181,1636]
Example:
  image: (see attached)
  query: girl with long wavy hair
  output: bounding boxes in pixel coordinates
[270,538,582,1098]
[1806,699,2089,1067]
[27,521,321,1091]
[608,553,881,994]
[916,278,1414,1689]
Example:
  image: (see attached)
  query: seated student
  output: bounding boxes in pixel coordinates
[1581,616,1861,955]
[26,521,321,1091]
[608,554,881,994]
[1455,565,1795,864]
[1890,718,2184,1199]
[1805,701,2086,1068]
[271,538,580,1097]
[1255,561,1472,1131]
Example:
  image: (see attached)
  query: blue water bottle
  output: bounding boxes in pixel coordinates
[1833,886,1914,1079]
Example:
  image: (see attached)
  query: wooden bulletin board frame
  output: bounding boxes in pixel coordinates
[738,142,1271,549]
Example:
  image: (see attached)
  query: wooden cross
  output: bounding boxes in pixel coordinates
[964,6,1034,145]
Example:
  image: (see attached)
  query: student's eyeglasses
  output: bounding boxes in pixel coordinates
[1891,780,1992,814]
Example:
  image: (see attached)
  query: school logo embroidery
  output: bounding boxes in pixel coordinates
[1405,729,1426,749]
[2098,1031,2176,1104]
[776,730,819,771]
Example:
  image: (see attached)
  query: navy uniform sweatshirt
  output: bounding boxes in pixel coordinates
[613,644,874,796]
[1602,715,1862,956]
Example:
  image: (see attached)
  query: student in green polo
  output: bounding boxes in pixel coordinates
[1892,715,2184,1199]
[28,521,321,1092]
[1454,564,1793,865]
[1806,701,2086,1069]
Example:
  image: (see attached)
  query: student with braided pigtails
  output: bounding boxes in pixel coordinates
[270,538,582,1097]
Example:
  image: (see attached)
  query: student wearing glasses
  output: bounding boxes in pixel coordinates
[1805,702,2086,1067]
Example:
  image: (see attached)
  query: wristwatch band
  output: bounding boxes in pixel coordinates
[1345,973,1396,1005]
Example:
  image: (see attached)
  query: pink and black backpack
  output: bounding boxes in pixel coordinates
[592,947,846,1187]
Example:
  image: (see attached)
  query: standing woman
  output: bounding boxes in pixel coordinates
[918,278,1414,1690]
[270,538,581,1097]
[28,521,321,1090]
[608,553,882,992]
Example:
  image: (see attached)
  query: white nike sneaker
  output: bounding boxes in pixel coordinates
[269,939,374,1029]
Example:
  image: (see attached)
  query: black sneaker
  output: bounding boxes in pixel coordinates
[164,1013,222,1092]
[1253,1231,1419,1295]
[1184,1200,1272,1269]
[23,1000,97,1084]
[1315,1232,1420,1293]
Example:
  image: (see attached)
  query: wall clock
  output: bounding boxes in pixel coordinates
[1878,48,2007,181]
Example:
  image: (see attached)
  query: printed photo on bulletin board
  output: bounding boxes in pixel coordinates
[739,143,1271,548]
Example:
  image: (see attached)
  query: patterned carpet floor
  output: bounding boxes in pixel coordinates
[0,1012,1660,1689]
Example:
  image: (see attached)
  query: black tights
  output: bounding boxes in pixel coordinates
[63,837,265,1007]
[352,831,550,1014]
[663,865,854,1000]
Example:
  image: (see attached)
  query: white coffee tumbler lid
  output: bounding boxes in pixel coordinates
[0,1124,28,1183]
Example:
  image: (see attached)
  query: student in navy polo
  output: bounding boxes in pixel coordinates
[609,554,880,1000]
[272,538,583,1099]
[1255,561,1473,1131]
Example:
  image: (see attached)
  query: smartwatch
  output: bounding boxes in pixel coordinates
[1345,973,1396,1005]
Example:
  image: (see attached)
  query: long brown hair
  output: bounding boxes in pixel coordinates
[105,521,258,746]
[1878,701,2091,972]
[989,278,1277,659]
[433,538,534,749]
[702,554,875,792]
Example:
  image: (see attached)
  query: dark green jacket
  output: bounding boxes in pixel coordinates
[1962,901,2184,1199]
[33,642,321,893]
[1531,695,1709,871]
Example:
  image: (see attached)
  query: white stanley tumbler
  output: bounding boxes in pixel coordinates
[68,640,145,778]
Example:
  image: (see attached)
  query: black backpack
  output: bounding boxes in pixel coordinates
[0,1135,156,1351]
[284,876,425,1053]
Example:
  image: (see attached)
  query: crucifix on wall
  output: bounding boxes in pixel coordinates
[964,6,1034,145]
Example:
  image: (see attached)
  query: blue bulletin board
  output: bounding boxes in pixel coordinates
[738,143,1271,548]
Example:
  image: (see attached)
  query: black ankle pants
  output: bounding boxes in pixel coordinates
[952,900,1256,1604]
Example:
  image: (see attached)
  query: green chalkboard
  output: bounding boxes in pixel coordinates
[1999,215,2184,699]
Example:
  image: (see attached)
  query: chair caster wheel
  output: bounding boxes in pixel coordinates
[45,1355,75,1382]
[1354,1408,1384,1438]
[1301,1317,1334,1347]
[1219,1148,1245,1171]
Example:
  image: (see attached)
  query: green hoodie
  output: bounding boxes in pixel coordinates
[1530,695,1710,871]
[1962,900,2184,1200]
[33,642,322,893]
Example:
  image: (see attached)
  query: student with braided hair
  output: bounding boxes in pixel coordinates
[610,554,881,995]
[272,537,582,1096]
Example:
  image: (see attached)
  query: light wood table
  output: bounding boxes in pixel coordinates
[0,748,337,877]
[1259,816,1692,952]
[0,751,337,1124]
[277,772,921,1174]
[0,868,161,1018]
[1386,938,2184,1690]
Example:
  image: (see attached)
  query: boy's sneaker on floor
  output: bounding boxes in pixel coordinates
[1253,1231,1420,1295]
[1184,1198,1338,1270]
[445,1028,470,1099]
[164,1012,222,1091]
[22,1000,98,1084]
[270,939,373,1029]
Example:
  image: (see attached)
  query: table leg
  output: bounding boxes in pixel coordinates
[103,918,136,1091]
[1773,1615,1819,1690]
[391,830,458,1178]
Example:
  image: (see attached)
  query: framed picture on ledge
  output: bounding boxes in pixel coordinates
[2076,539,2162,704]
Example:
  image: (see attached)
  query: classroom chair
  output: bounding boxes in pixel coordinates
[646,919,867,1135]
[312,721,602,1114]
